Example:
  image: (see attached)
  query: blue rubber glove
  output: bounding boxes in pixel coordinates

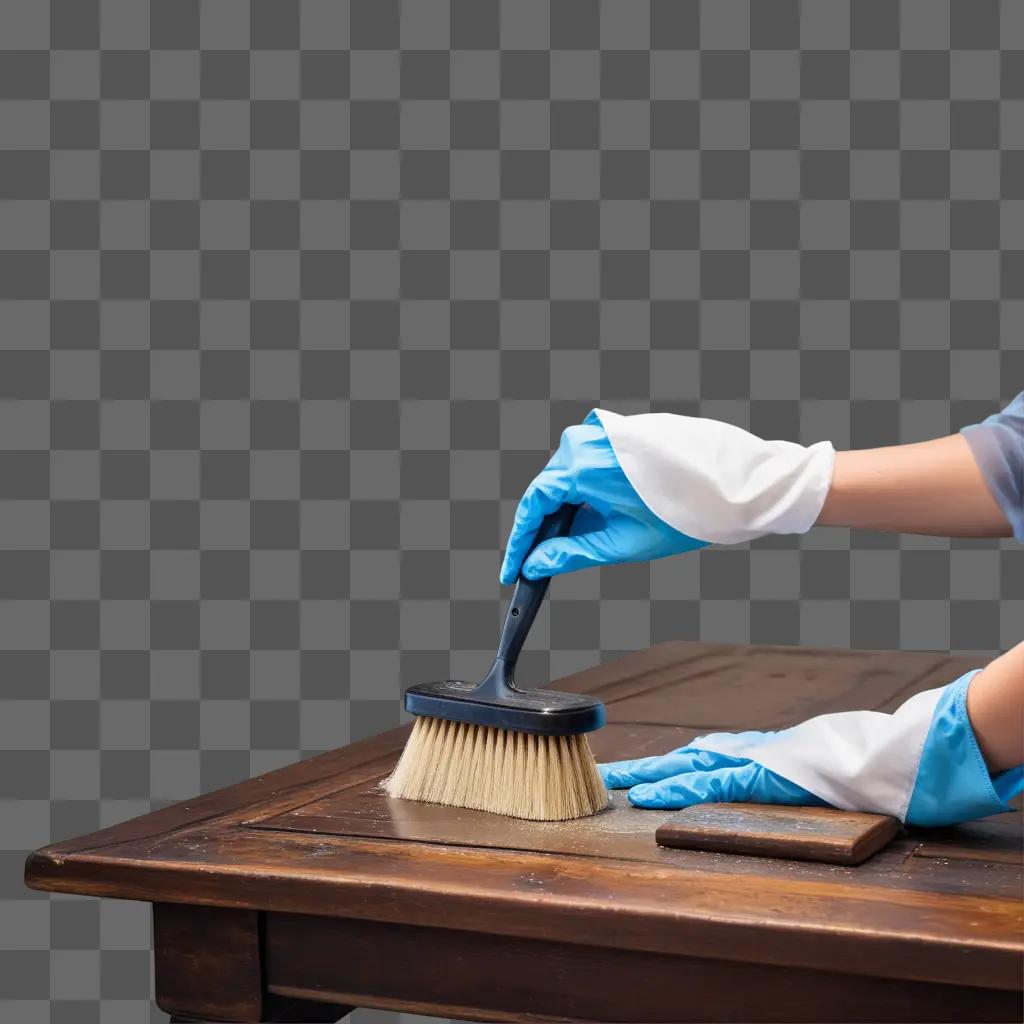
[600,671,1024,828]
[499,411,708,584]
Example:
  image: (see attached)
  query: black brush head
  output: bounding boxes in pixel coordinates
[404,677,606,736]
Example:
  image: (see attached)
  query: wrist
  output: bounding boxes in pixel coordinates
[965,645,1024,774]
[815,448,863,529]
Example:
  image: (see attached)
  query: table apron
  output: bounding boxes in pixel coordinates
[263,912,1024,1024]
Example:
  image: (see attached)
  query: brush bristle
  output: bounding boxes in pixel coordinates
[383,717,610,821]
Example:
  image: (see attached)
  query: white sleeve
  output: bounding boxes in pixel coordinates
[593,408,835,544]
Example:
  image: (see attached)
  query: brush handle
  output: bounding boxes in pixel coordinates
[493,503,581,671]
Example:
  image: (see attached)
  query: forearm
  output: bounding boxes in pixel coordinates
[967,643,1024,773]
[816,434,1012,538]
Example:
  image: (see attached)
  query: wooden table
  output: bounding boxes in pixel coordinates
[25,642,1024,1023]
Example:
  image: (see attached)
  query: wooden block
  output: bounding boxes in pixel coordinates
[655,803,901,866]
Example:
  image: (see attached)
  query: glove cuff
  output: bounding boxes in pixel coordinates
[905,670,1024,827]
[591,408,835,545]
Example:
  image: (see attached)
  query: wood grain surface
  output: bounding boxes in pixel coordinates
[24,642,1024,1023]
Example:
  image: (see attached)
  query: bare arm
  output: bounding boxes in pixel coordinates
[967,643,1024,774]
[816,434,1012,538]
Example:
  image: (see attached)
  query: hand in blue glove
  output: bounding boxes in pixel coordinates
[600,670,1024,828]
[499,410,708,584]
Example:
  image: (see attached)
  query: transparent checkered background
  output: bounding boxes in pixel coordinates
[2,1,1022,1022]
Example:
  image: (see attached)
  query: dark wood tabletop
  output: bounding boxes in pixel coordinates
[25,642,1024,1023]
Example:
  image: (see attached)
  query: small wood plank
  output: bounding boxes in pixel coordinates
[656,803,902,866]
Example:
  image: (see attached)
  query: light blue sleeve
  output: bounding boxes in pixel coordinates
[960,391,1024,542]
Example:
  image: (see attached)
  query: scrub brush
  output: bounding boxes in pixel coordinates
[384,504,609,821]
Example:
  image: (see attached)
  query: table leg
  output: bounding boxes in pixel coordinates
[154,903,351,1023]
[169,995,350,1022]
